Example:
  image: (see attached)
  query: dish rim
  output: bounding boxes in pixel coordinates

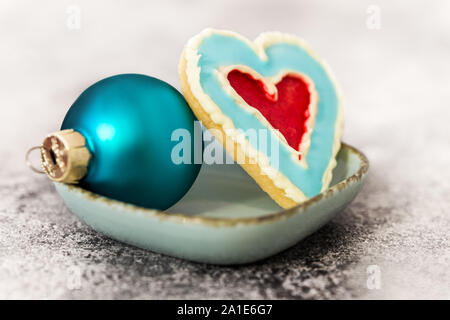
[58,142,369,227]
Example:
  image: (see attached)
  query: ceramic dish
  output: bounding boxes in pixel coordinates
[54,143,369,265]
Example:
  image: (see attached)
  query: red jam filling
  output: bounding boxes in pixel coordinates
[227,69,312,159]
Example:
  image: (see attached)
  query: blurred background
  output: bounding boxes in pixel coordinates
[0,0,449,299]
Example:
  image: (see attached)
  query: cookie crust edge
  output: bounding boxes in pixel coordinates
[179,54,298,209]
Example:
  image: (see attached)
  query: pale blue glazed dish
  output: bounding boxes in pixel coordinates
[54,143,368,265]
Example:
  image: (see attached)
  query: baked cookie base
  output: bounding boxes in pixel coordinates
[180,54,298,209]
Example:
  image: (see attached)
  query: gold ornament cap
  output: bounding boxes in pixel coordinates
[40,129,91,184]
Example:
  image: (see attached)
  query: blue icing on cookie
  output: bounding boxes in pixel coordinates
[197,34,339,197]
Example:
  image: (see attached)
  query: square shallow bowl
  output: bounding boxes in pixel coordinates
[54,143,369,265]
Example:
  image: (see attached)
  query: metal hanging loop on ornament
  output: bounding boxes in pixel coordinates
[26,146,46,174]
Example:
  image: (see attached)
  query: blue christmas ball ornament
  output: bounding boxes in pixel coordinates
[53,74,202,210]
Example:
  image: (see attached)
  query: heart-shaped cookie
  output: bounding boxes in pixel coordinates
[179,29,343,208]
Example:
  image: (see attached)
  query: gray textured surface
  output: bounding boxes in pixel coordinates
[0,0,449,299]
